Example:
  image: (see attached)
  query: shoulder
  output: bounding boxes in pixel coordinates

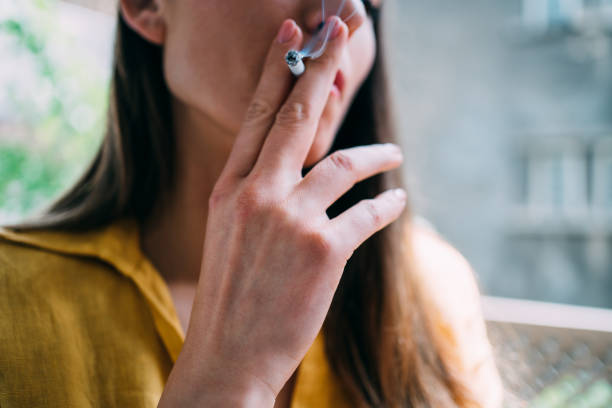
[408,220,504,407]
[0,218,141,290]
[409,221,482,323]
[0,228,141,335]
[0,227,169,406]
[0,224,154,322]
[0,227,125,297]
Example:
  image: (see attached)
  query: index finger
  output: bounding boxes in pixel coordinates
[219,19,304,181]
[252,16,349,179]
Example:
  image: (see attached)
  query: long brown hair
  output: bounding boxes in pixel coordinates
[9,5,475,407]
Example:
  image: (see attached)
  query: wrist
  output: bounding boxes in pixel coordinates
[158,351,276,408]
[159,382,275,408]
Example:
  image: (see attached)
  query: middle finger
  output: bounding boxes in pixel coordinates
[252,16,348,179]
[292,144,404,214]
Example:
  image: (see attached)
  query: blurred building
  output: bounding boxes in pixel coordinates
[386,0,612,308]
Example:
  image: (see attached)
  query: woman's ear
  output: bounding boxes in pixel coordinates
[119,0,166,45]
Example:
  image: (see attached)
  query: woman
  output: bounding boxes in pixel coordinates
[0,0,503,406]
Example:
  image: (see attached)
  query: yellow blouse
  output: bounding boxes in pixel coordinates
[0,217,351,407]
[0,217,503,407]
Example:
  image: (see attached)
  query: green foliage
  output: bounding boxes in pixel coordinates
[0,0,109,223]
[0,145,65,214]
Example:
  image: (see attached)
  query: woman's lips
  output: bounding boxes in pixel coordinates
[331,69,345,98]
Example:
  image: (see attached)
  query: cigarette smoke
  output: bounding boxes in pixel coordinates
[299,0,361,60]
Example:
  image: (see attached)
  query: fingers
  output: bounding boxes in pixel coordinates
[220,19,303,181]
[341,0,367,35]
[328,188,407,255]
[293,144,403,214]
[321,0,367,36]
[252,16,348,179]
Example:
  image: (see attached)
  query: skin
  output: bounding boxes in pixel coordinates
[119,0,404,407]
[114,1,509,407]
[129,0,382,293]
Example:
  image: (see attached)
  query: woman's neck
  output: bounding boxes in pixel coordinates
[140,101,236,285]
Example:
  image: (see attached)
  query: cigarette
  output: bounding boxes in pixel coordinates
[285,50,305,76]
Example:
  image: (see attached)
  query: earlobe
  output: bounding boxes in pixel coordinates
[119,0,166,45]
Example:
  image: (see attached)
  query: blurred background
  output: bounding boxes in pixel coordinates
[1,0,611,406]
[386,0,612,310]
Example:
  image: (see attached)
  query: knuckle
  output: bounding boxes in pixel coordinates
[244,98,274,125]
[301,228,335,260]
[235,186,267,219]
[208,192,223,209]
[208,185,232,209]
[328,150,355,173]
[364,200,383,226]
[275,101,312,130]
[238,184,267,205]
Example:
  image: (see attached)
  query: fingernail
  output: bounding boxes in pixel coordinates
[393,189,407,200]
[384,143,401,154]
[277,20,295,44]
[329,17,343,40]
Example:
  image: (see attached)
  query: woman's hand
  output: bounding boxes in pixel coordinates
[158,16,405,408]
